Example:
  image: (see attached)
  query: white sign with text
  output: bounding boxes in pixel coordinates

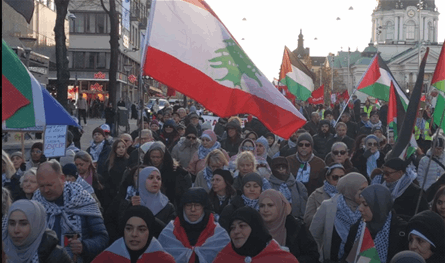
[44,125,67,158]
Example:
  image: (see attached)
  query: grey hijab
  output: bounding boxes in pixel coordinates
[336,172,368,210]
[2,200,47,263]
[360,184,393,234]
[138,166,169,215]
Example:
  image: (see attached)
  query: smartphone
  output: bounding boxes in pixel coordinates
[63,233,79,247]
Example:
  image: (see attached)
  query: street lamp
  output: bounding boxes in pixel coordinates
[417,1,424,67]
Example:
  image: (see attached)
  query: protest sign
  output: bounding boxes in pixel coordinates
[44,125,67,157]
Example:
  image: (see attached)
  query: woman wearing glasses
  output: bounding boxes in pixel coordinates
[304,163,346,227]
[158,187,230,263]
[187,129,230,178]
[268,157,308,219]
[25,142,46,170]
[352,134,386,180]
[194,149,229,193]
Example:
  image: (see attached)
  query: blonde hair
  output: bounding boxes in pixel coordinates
[235,151,257,171]
[2,150,16,180]
[205,149,229,167]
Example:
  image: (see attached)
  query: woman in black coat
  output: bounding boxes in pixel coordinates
[343,185,408,262]
[259,189,319,263]
[209,169,237,221]
[143,141,192,207]
[3,200,73,263]
[351,134,386,180]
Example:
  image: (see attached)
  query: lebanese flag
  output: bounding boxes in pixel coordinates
[308,85,324,105]
[279,46,315,101]
[141,0,306,138]
[2,40,45,128]
[431,43,445,132]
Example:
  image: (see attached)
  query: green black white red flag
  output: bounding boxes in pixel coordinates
[141,0,307,138]
[431,41,445,132]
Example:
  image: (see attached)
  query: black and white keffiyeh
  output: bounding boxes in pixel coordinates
[241,194,259,211]
[89,140,105,161]
[323,180,338,197]
[335,195,362,259]
[371,167,416,201]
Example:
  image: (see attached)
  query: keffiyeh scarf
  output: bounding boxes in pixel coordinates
[89,140,105,161]
[323,180,338,197]
[75,176,94,194]
[371,167,416,200]
[202,166,213,190]
[366,151,380,176]
[241,194,259,211]
[366,120,382,129]
[279,183,293,204]
[295,154,314,183]
[335,195,362,259]
[32,182,102,258]
[198,141,221,160]
[125,185,137,200]
[354,213,392,263]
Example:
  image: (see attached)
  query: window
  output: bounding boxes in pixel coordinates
[406,20,415,40]
[74,13,85,33]
[85,52,95,69]
[70,13,109,34]
[97,53,106,69]
[386,21,394,40]
[427,22,433,41]
[70,52,109,69]
[97,14,107,33]
[86,14,96,33]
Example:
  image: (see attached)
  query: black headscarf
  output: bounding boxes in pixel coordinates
[120,206,155,263]
[229,206,272,257]
[178,187,213,246]
[360,185,393,235]
[271,157,290,181]
[407,210,445,257]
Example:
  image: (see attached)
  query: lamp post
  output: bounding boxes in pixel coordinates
[331,54,335,94]
[347,47,351,92]
[417,1,424,68]
[68,14,78,103]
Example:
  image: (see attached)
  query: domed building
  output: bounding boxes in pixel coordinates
[327,0,442,99]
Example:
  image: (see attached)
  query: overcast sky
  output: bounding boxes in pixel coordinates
[205,0,443,81]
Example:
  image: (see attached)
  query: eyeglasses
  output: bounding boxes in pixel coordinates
[330,175,343,181]
[187,136,197,140]
[242,146,255,151]
[367,142,378,147]
[184,203,203,210]
[332,150,347,156]
[298,143,311,148]
[31,150,42,154]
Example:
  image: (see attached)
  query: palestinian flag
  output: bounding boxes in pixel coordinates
[357,227,381,263]
[2,39,45,128]
[279,46,316,101]
[431,42,445,131]
[141,0,307,138]
[357,54,408,107]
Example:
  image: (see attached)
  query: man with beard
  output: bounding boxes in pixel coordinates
[303,112,320,136]
[340,112,358,139]
[279,129,307,157]
[326,122,356,154]
[359,110,385,135]
[286,132,326,195]
[313,120,334,160]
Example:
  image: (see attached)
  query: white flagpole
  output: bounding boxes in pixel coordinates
[354,220,367,262]
[335,88,357,125]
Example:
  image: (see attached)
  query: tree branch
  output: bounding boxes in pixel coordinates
[100,0,110,14]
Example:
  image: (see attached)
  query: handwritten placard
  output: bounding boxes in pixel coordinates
[44,125,67,157]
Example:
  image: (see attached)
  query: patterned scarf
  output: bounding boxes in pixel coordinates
[355,213,392,263]
[295,154,314,183]
[202,166,213,190]
[372,167,416,200]
[323,180,338,197]
[75,176,94,194]
[366,120,382,129]
[125,185,138,200]
[89,140,105,161]
[416,118,426,132]
[335,195,362,259]
[279,183,293,204]
[32,182,102,259]
[198,141,221,160]
[366,151,380,177]
[2,173,9,185]
[241,194,259,211]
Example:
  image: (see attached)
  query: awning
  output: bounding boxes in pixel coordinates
[149,86,162,94]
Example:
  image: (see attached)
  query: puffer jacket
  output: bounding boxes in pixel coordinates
[171,137,201,169]
[313,132,333,159]
[417,149,445,191]
[38,229,73,263]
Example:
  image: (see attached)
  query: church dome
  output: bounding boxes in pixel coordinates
[376,0,436,10]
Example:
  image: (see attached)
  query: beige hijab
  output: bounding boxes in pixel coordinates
[336,172,368,210]
[259,189,292,246]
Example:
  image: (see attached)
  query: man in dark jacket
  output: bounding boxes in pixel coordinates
[372,157,429,219]
[303,112,320,136]
[279,129,307,157]
[86,127,112,176]
[313,120,334,160]
[359,111,385,135]
[326,122,356,154]
[220,120,243,157]
[245,116,270,138]
[33,160,108,262]
[214,117,227,140]
[340,112,358,139]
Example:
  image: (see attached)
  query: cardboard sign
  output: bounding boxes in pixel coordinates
[201,115,247,130]
[44,125,67,157]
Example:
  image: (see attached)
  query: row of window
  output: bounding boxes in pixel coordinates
[68,52,110,70]
[69,13,111,34]
[378,21,435,41]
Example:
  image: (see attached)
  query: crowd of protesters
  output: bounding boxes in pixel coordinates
[2,97,445,263]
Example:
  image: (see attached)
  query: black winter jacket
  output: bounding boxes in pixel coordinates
[285,215,320,263]
[313,132,334,159]
[218,194,246,231]
[86,140,112,177]
[38,229,73,263]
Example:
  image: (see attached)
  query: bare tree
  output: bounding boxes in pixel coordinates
[100,0,119,108]
[54,0,70,109]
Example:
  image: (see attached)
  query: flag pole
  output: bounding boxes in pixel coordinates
[414,107,445,214]
[335,89,357,125]
[354,220,366,262]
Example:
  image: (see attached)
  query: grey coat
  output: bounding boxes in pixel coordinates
[309,194,340,262]
[304,186,331,227]
[171,137,200,169]
[194,169,212,193]
[268,174,308,219]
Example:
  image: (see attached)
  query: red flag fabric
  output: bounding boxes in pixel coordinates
[167,86,176,96]
[275,84,296,104]
[2,74,30,121]
[308,85,324,105]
